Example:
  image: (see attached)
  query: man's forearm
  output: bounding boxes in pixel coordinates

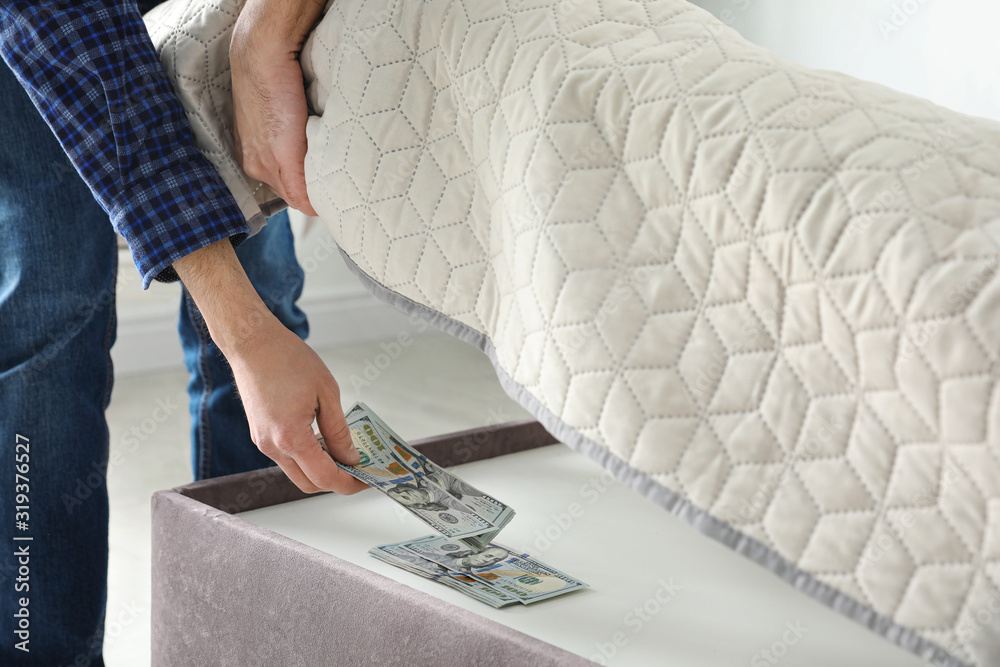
[172,239,275,357]
[172,237,366,495]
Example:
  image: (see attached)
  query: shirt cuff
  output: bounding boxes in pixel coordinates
[113,157,252,288]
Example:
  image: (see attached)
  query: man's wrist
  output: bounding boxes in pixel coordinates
[231,0,326,57]
[172,238,278,358]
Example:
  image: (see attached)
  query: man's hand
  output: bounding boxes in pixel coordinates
[174,240,367,495]
[225,318,366,494]
[230,0,326,216]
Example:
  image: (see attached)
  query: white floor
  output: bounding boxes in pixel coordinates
[102,333,529,666]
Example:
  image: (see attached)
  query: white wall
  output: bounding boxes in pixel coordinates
[690,0,1000,122]
[111,211,408,376]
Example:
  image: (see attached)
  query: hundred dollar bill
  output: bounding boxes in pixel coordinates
[321,415,494,541]
[400,535,588,604]
[321,403,515,549]
[359,405,515,548]
[369,542,518,608]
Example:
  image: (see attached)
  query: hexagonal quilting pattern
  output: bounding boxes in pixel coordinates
[146,1,1000,665]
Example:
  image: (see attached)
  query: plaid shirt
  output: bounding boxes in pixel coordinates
[0,0,249,287]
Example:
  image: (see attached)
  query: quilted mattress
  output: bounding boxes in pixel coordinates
[145,1,1000,665]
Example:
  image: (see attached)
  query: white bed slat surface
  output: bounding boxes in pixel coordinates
[241,445,925,666]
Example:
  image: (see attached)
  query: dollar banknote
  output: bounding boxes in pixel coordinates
[360,406,515,547]
[319,405,587,607]
[319,403,515,548]
[400,535,589,604]
[369,541,519,608]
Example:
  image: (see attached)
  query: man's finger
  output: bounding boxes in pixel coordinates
[284,186,318,216]
[276,163,318,216]
[233,114,246,166]
[286,426,367,494]
[296,444,368,494]
[275,455,322,494]
[316,397,360,466]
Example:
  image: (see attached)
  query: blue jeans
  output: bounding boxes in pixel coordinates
[0,62,306,664]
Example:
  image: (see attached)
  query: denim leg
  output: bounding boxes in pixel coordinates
[0,65,115,666]
[178,211,309,480]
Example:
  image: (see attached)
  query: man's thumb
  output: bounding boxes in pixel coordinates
[317,400,361,465]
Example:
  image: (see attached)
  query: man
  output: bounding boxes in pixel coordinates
[420,460,488,503]
[455,546,510,571]
[0,0,364,663]
[386,483,453,513]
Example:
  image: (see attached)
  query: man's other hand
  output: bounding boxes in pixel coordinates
[230,0,326,216]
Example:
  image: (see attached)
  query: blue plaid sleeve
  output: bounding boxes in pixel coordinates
[0,0,250,287]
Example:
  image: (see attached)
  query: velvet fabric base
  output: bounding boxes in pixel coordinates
[150,420,591,666]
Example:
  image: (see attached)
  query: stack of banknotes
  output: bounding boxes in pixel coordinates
[369,536,588,607]
[318,403,588,607]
